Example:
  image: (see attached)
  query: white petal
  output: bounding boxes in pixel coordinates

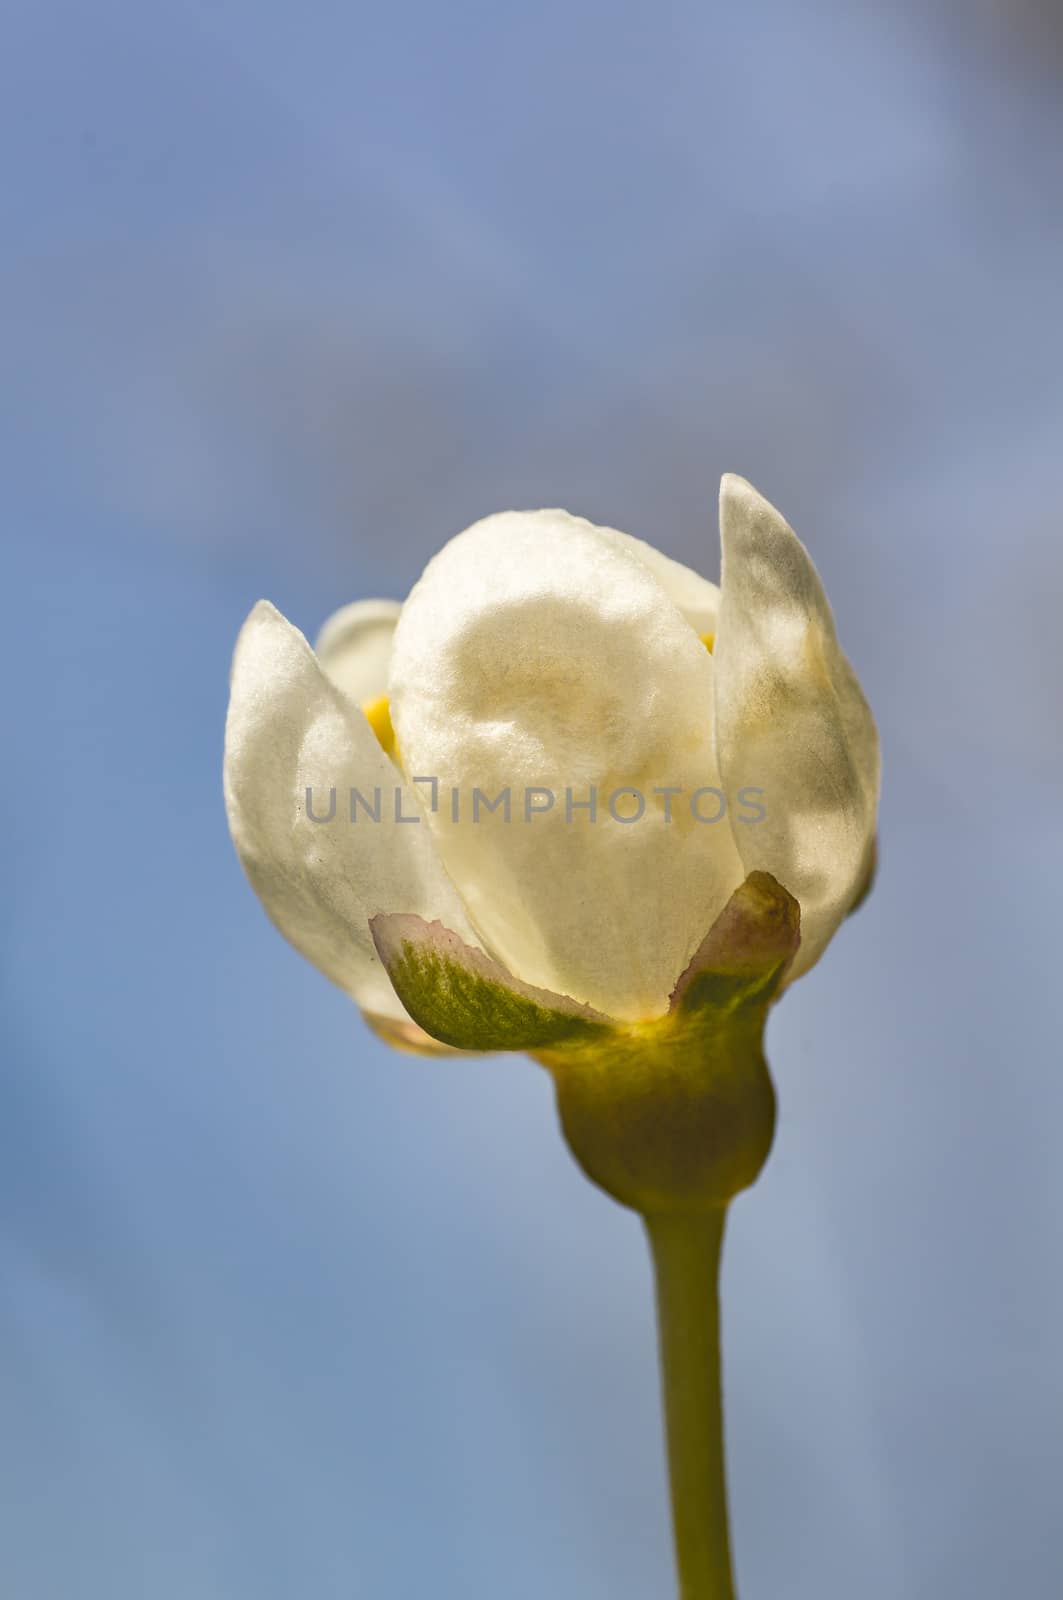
[600,527,721,637]
[314,599,401,704]
[389,511,745,1020]
[714,476,880,978]
[224,601,480,1021]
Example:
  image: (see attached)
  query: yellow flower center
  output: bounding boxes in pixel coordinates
[700,631,715,654]
[362,693,397,758]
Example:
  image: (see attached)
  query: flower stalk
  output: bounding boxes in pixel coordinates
[646,1207,734,1600]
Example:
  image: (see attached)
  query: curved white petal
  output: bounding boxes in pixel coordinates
[314,599,401,704]
[714,476,880,978]
[389,511,744,1020]
[600,526,720,637]
[224,601,480,1021]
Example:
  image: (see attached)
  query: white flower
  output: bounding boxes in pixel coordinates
[224,476,879,1051]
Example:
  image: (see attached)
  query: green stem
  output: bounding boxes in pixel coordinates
[645,1207,736,1600]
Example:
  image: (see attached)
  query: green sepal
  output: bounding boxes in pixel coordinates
[668,869,801,1016]
[369,914,615,1053]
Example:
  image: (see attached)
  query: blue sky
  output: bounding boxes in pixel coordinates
[3,2,1063,1595]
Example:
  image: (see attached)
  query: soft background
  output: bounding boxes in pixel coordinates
[3,2,1062,1596]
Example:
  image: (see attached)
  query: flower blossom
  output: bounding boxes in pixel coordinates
[224,476,879,1060]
